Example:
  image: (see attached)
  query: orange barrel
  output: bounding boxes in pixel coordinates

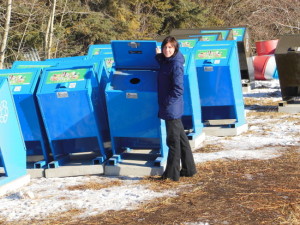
[253,55,277,80]
[255,39,279,56]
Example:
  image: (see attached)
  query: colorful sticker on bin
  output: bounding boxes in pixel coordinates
[46,68,87,84]
[179,39,197,48]
[105,57,114,69]
[195,49,228,60]
[0,72,33,85]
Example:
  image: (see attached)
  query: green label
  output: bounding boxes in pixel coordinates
[232,28,244,37]
[16,65,53,69]
[201,30,228,40]
[179,39,197,48]
[195,49,228,59]
[46,68,87,84]
[0,72,33,85]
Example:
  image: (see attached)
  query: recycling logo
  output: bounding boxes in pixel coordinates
[0,100,9,124]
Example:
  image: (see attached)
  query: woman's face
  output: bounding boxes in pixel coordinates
[163,42,175,58]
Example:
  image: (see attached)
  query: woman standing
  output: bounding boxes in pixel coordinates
[155,36,197,181]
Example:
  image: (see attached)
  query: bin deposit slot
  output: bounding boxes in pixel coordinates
[57,83,68,88]
[130,78,140,84]
[204,59,213,64]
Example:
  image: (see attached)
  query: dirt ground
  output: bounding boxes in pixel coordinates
[2,145,298,225]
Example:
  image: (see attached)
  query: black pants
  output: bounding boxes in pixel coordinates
[162,118,197,181]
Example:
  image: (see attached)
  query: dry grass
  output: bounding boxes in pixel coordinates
[194,143,225,153]
[6,147,299,225]
[66,180,123,191]
[244,97,281,107]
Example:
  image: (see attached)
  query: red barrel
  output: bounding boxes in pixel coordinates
[255,39,279,56]
[253,55,277,80]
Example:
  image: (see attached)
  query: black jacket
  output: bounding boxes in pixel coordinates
[155,51,185,120]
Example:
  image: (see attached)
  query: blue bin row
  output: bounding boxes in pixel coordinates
[0,38,247,170]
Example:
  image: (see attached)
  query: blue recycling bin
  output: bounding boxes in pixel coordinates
[0,68,51,168]
[36,62,110,168]
[193,40,247,130]
[0,77,27,185]
[105,40,167,166]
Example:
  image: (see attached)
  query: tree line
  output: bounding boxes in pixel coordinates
[0,0,299,68]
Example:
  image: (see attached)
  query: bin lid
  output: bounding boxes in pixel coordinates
[111,40,159,70]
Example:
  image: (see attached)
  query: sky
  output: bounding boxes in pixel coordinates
[0,79,299,223]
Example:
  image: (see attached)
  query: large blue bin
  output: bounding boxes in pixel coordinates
[0,68,51,168]
[36,62,110,168]
[0,77,27,185]
[193,40,247,132]
[105,40,167,166]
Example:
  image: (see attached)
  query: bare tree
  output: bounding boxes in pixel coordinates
[16,0,38,60]
[0,0,12,69]
[45,0,57,59]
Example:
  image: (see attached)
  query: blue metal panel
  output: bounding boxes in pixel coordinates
[0,69,51,167]
[111,40,159,70]
[36,64,110,167]
[193,41,246,127]
[0,77,27,185]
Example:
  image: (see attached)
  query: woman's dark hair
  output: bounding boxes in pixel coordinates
[161,36,179,57]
